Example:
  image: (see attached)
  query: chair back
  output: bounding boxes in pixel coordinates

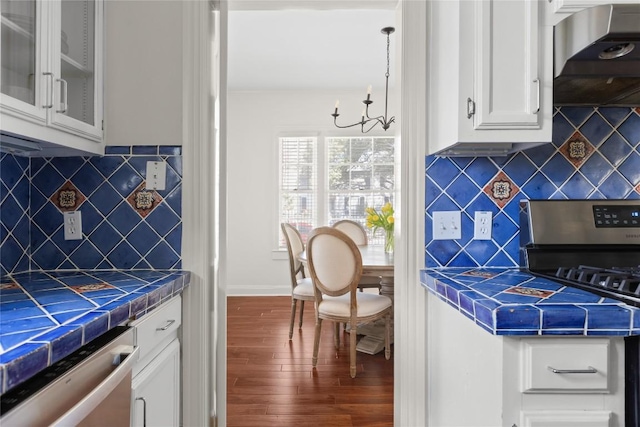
[306,227,362,298]
[332,220,368,245]
[281,223,305,288]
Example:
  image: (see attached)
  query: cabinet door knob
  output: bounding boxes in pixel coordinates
[533,78,540,114]
[466,98,475,119]
[156,319,176,331]
[56,78,68,113]
[547,365,598,374]
[42,72,53,109]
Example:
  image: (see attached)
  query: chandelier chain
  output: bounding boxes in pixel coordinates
[385,32,390,79]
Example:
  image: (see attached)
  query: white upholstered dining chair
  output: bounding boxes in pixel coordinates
[332,219,368,245]
[306,227,392,378]
[332,219,381,293]
[281,223,315,340]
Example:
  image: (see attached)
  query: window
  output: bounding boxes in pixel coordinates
[279,136,317,243]
[278,135,395,247]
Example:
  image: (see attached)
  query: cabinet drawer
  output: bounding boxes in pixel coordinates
[131,296,181,361]
[521,338,609,393]
[521,410,611,427]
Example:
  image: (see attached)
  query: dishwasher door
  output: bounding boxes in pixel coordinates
[0,326,138,427]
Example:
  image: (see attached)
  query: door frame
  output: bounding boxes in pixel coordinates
[181,1,428,425]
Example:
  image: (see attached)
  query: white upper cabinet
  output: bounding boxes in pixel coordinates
[1,0,103,156]
[427,0,553,156]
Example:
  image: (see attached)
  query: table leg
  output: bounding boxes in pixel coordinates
[356,275,394,355]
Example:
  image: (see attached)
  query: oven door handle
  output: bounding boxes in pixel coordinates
[49,346,140,427]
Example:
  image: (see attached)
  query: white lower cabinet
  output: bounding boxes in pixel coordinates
[131,339,180,427]
[427,294,625,427]
[129,296,182,427]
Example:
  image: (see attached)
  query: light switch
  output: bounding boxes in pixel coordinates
[433,211,462,240]
[146,161,167,190]
[474,211,492,240]
[63,211,82,240]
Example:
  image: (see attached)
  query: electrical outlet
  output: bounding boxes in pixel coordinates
[146,161,167,190]
[474,211,492,240]
[63,211,82,240]
[433,211,462,240]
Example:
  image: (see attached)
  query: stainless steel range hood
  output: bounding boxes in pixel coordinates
[554,4,640,106]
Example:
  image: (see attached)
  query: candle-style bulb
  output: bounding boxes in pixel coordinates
[335,100,340,109]
[367,85,372,95]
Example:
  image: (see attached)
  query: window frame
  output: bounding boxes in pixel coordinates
[277,133,395,249]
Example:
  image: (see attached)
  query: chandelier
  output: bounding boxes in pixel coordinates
[331,27,395,133]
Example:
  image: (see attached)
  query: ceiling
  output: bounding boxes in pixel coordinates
[227,8,398,90]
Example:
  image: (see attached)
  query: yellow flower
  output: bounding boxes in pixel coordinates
[364,204,394,233]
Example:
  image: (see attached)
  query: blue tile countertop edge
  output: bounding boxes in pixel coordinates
[420,268,640,337]
[0,270,191,395]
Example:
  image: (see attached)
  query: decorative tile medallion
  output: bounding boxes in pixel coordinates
[483,171,519,208]
[559,131,594,167]
[127,182,163,218]
[504,286,554,298]
[50,181,86,212]
[636,182,640,195]
[70,282,114,293]
[461,270,497,279]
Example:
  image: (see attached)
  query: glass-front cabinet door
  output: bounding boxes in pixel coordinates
[0,0,48,122]
[0,0,103,149]
[50,0,102,139]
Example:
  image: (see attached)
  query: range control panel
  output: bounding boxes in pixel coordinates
[593,205,640,228]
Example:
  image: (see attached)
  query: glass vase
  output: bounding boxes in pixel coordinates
[384,228,394,254]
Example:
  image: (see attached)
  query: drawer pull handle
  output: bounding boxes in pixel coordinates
[156,319,176,331]
[135,397,147,427]
[547,366,597,374]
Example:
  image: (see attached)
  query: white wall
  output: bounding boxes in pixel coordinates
[105,1,183,146]
[226,89,396,295]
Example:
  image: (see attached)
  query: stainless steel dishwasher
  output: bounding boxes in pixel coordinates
[0,326,139,426]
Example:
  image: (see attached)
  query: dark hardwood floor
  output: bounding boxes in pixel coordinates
[227,296,394,427]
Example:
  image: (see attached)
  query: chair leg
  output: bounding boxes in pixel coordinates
[350,323,357,378]
[299,300,305,328]
[312,318,323,367]
[384,313,391,360]
[289,299,298,340]
[334,322,340,349]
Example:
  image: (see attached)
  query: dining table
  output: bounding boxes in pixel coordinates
[298,245,394,355]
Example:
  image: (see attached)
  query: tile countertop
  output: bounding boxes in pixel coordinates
[421,268,640,337]
[0,270,190,395]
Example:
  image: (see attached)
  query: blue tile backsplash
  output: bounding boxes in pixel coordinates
[0,146,182,274]
[425,107,640,267]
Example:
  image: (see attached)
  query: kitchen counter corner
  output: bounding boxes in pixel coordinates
[0,270,191,395]
[421,267,640,336]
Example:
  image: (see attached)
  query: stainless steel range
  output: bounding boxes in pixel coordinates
[520,199,640,427]
[520,199,640,307]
